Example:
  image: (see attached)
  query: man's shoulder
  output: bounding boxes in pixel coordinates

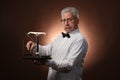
[72,32,84,39]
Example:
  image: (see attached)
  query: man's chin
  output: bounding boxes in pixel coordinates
[64,29,72,33]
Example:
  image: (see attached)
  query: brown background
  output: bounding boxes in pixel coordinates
[1,0,120,80]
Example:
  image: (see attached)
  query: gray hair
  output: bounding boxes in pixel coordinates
[61,7,79,19]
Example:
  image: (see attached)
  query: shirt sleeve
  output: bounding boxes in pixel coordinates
[46,38,88,72]
[37,36,60,56]
[36,43,53,56]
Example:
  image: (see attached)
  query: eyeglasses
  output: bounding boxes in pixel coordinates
[61,18,75,23]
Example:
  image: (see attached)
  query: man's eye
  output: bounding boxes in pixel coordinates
[67,18,72,21]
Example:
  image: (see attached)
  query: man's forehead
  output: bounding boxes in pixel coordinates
[61,12,74,18]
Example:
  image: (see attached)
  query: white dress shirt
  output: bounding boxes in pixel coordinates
[38,29,88,80]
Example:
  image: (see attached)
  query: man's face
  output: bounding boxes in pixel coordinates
[61,12,79,33]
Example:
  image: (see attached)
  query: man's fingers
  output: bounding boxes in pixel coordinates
[26,41,34,50]
[26,42,29,50]
[30,43,35,51]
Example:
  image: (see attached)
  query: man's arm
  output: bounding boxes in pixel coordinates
[26,40,52,56]
[46,38,88,72]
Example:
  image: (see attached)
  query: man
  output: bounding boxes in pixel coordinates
[26,7,88,80]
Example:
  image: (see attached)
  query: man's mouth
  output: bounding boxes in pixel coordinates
[65,27,72,29]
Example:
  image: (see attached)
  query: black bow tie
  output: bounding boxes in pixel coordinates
[61,32,70,38]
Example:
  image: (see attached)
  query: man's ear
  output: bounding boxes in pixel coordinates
[76,18,79,24]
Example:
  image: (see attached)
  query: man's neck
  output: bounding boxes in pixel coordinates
[66,27,78,33]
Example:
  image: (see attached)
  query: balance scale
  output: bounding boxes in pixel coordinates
[23,31,51,64]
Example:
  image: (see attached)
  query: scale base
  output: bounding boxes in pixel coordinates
[23,53,51,61]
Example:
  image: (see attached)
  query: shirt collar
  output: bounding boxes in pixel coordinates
[69,28,80,34]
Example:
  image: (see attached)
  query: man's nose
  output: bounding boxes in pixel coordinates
[64,21,69,26]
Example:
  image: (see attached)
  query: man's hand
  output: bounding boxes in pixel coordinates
[26,41,36,52]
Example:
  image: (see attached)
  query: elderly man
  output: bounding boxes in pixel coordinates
[26,7,88,80]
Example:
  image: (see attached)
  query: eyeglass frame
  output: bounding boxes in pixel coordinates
[61,17,76,24]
